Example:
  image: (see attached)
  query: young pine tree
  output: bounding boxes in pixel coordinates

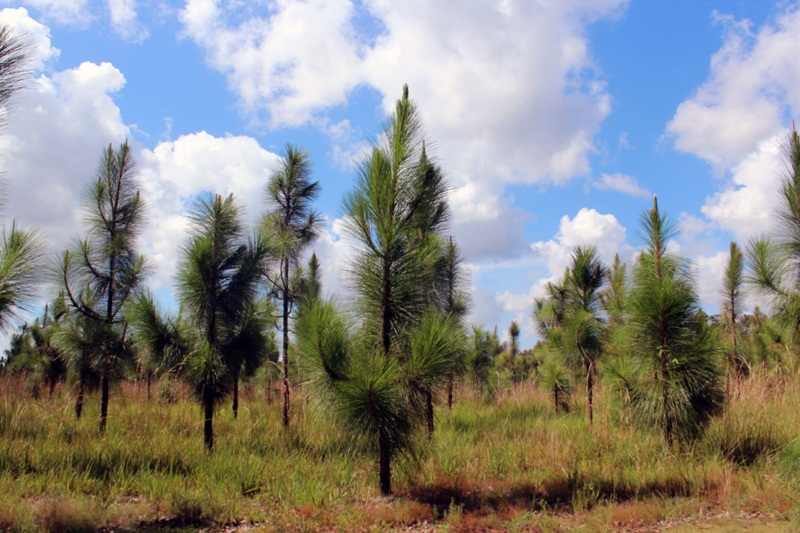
[0,27,44,337]
[301,86,461,495]
[467,324,495,397]
[746,127,800,356]
[176,193,271,449]
[54,295,107,419]
[535,247,608,426]
[624,196,723,447]
[564,247,607,425]
[263,145,321,429]
[722,241,747,396]
[60,142,146,432]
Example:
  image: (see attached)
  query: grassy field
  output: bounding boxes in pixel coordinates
[0,373,799,532]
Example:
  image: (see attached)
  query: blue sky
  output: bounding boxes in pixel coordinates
[0,0,797,348]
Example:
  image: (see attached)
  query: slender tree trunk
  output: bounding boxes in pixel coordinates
[725,364,731,401]
[586,360,594,426]
[204,298,217,450]
[425,389,434,438]
[75,378,85,420]
[204,387,214,450]
[447,377,454,410]
[379,432,392,495]
[725,310,733,400]
[282,258,291,428]
[232,367,239,420]
[554,386,559,413]
[48,377,56,400]
[99,366,109,433]
[101,247,117,434]
[730,294,740,390]
[267,371,273,406]
[446,246,455,411]
[146,370,152,402]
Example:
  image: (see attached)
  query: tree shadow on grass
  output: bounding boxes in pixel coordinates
[403,472,705,516]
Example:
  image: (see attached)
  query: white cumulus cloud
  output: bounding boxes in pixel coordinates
[138,132,282,288]
[0,8,60,71]
[179,0,364,128]
[667,4,800,297]
[531,207,629,279]
[0,10,283,293]
[0,0,91,27]
[3,0,152,41]
[1,61,130,250]
[589,172,649,197]
[489,208,628,331]
[179,0,627,261]
[306,217,357,303]
[667,8,800,168]
[693,250,730,315]
[700,133,786,242]
[108,0,148,42]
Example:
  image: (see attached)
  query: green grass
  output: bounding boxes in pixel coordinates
[0,373,798,531]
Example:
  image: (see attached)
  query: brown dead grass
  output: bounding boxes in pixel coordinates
[1,376,800,532]
[33,497,99,533]
[606,499,663,528]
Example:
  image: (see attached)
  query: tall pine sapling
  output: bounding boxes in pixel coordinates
[263,145,321,429]
[60,141,146,432]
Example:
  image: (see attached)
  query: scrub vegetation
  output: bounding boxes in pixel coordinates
[1,23,800,532]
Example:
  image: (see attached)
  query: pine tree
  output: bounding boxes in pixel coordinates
[54,293,108,419]
[60,141,146,432]
[747,127,800,353]
[0,26,43,337]
[175,193,271,449]
[466,325,494,397]
[301,86,461,495]
[534,247,607,426]
[263,145,321,429]
[624,196,723,446]
[722,241,747,396]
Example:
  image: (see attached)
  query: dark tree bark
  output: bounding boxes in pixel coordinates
[379,432,392,495]
[99,366,109,432]
[282,258,291,428]
[75,379,85,420]
[554,386,559,414]
[447,378,453,410]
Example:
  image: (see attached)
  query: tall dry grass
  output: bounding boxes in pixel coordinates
[0,373,797,531]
